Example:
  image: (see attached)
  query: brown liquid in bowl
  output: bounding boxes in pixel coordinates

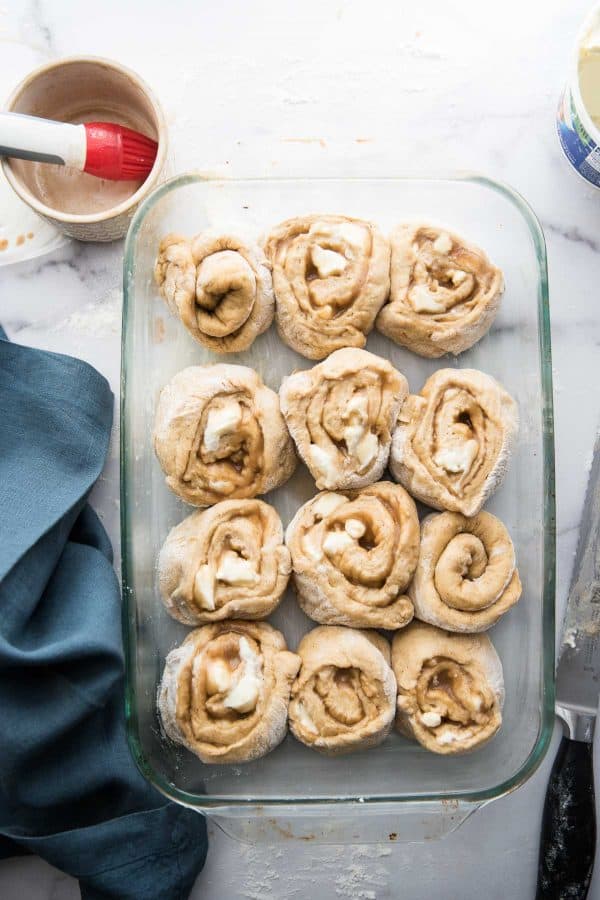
[7,61,160,216]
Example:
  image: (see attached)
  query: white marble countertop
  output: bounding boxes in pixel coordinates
[2,0,600,897]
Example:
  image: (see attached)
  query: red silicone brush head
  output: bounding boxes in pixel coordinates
[83,122,158,181]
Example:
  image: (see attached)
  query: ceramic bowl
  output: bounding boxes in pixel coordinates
[2,56,168,242]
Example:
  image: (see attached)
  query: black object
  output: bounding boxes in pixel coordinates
[536,735,596,899]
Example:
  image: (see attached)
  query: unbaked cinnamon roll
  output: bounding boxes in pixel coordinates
[263,215,390,359]
[390,368,518,516]
[286,482,419,629]
[410,511,521,632]
[376,223,504,358]
[158,499,291,624]
[154,232,274,352]
[392,621,504,755]
[289,626,396,755]
[154,364,296,507]
[280,348,408,491]
[158,621,300,764]
[153,233,197,318]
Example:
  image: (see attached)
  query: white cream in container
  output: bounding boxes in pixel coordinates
[557,3,600,188]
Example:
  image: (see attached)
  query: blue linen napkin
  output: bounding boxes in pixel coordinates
[0,328,208,900]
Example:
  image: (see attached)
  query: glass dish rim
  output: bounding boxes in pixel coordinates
[120,171,556,811]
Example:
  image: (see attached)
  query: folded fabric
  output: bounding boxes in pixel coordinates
[0,328,208,900]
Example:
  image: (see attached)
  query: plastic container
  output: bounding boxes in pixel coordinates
[557,3,600,188]
[121,173,555,844]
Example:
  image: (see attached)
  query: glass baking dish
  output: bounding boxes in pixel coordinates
[121,173,555,843]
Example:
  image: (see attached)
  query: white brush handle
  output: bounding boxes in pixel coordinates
[0,112,87,169]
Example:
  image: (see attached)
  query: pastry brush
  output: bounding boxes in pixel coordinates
[0,111,158,181]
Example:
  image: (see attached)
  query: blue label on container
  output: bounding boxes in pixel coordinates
[557,88,600,187]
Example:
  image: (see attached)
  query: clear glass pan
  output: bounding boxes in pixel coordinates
[121,174,555,840]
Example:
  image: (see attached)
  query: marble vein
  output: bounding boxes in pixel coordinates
[542,221,600,254]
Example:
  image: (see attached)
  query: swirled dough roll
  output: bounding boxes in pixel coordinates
[153,233,197,317]
[376,223,504,358]
[286,482,419,629]
[390,368,518,516]
[263,215,390,359]
[158,620,301,764]
[154,364,296,507]
[158,499,291,624]
[392,621,504,755]
[289,626,396,755]
[280,348,408,491]
[410,511,521,632]
[154,232,274,352]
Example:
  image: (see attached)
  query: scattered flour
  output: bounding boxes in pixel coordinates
[230,841,391,899]
[334,848,390,899]
[238,844,280,900]
[58,287,122,336]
